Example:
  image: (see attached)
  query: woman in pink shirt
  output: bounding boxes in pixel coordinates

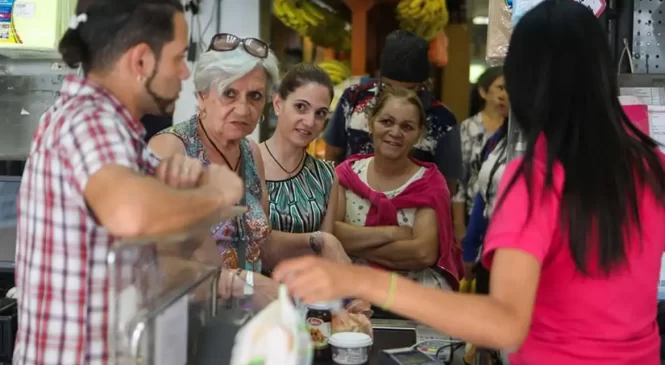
[272,1,665,364]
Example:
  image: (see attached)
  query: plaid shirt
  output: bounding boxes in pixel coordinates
[14,75,159,365]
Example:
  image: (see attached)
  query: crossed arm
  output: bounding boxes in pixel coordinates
[333,186,440,271]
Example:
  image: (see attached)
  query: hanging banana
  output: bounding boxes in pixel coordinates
[396,0,449,41]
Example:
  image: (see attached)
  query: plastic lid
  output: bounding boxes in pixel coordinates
[308,301,339,310]
[329,332,373,348]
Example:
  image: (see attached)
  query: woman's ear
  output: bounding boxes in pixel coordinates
[272,93,284,116]
[196,92,206,111]
[479,87,488,100]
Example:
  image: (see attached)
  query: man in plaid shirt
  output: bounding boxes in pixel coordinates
[14,1,243,364]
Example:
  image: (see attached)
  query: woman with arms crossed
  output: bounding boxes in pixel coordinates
[333,86,462,290]
[274,2,665,364]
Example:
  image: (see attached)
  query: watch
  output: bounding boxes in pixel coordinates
[309,231,322,255]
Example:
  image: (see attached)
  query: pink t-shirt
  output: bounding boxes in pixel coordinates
[482,138,665,365]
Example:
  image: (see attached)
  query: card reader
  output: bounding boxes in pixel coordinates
[379,348,441,365]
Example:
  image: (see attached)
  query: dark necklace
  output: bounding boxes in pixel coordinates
[198,118,240,172]
[263,141,305,175]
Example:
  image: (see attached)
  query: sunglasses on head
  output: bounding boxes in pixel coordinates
[208,33,270,59]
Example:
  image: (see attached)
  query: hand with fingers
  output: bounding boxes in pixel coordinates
[273,256,360,305]
[201,163,244,206]
[156,154,205,189]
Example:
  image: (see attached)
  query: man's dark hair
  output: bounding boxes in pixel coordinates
[59,0,184,73]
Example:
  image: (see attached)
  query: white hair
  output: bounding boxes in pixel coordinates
[193,47,280,97]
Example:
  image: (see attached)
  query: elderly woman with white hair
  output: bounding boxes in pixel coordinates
[149,34,348,276]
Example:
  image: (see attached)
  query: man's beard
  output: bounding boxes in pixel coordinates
[144,67,179,117]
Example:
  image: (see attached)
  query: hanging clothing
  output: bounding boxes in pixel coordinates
[156,116,270,271]
[461,125,508,263]
[266,154,335,233]
[453,112,490,216]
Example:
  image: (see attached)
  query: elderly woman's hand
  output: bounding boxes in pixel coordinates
[218,269,245,300]
[217,269,280,304]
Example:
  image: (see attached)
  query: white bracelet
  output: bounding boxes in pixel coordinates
[244,270,254,295]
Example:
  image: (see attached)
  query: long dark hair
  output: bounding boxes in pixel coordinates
[501,0,665,275]
[468,66,504,117]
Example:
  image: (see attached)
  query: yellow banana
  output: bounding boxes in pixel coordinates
[397,0,412,13]
[298,10,320,27]
[409,0,425,10]
[302,2,325,22]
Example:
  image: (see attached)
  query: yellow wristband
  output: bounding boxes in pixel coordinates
[381,272,398,310]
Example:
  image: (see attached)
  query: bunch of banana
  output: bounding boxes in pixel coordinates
[396,0,449,40]
[308,17,351,52]
[317,60,351,85]
[273,0,350,52]
[273,0,326,36]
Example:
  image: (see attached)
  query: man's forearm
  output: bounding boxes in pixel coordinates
[334,222,411,255]
[101,173,225,238]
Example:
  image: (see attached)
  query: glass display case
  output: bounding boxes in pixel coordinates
[107,208,278,365]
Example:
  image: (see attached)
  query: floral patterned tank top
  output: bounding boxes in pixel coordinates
[157,116,270,271]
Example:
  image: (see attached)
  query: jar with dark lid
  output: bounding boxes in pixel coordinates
[306,303,333,362]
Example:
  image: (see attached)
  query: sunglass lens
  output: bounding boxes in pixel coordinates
[243,38,268,58]
[212,33,240,51]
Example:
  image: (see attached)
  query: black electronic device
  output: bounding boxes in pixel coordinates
[378,348,441,365]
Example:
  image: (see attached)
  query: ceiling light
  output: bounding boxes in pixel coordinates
[472,16,489,25]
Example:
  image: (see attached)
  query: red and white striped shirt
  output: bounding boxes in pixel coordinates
[14,75,159,365]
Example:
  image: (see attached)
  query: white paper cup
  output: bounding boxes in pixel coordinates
[329,332,373,365]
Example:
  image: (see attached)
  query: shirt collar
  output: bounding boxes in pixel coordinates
[61,75,146,138]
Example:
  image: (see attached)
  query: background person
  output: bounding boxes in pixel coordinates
[451,67,508,243]
[260,63,350,269]
[323,30,462,194]
[273,2,665,365]
[14,1,243,364]
[334,86,462,291]
[461,122,508,290]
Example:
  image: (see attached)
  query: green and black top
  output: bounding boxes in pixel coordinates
[266,154,335,233]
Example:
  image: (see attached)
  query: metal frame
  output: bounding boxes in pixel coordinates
[631,0,665,73]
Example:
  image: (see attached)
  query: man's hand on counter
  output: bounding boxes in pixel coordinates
[200,164,244,206]
[156,154,205,189]
[155,155,244,208]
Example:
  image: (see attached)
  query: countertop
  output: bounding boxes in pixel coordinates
[312,319,466,365]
